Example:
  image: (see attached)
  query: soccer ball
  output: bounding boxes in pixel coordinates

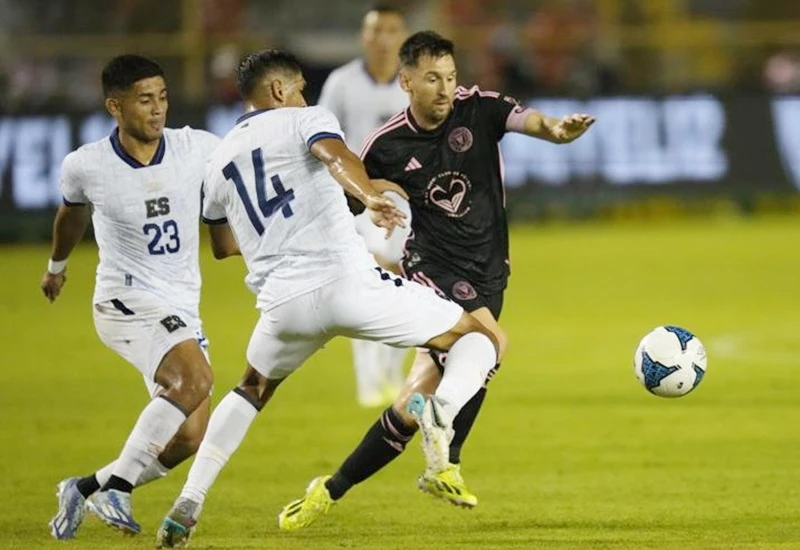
[634,326,707,397]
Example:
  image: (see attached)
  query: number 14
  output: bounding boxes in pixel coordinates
[222,148,295,235]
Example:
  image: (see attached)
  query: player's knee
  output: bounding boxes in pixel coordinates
[190,363,214,397]
[461,315,500,356]
[237,365,282,410]
[172,363,213,408]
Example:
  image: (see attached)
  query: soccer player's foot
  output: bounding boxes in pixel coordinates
[85,489,141,535]
[418,463,478,508]
[49,477,86,540]
[156,498,201,548]
[278,475,335,531]
[406,393,454,474]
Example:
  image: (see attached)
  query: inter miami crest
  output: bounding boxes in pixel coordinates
[448,127,473,153]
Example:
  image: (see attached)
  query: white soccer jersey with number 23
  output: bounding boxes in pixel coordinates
[202,106,373,311]
[60,127,220,317]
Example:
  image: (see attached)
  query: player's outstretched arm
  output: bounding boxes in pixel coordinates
[310,138,406,235]
[521,111,596,144]
[207,223,240,259]
[41,204,90,303]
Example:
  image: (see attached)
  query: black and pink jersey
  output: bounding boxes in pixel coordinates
[360,85,520,295]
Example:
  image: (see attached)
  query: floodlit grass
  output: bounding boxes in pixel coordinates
[2,216,799,549]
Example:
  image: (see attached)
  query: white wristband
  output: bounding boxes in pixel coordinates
[48,259,68,274]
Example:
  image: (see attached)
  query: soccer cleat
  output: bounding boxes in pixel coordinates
[418,463,478,508]
[406,393,454,474]
[49,477,87,540]
[156,498,201,548]
[85,489,141,535]
[278,475,335,531]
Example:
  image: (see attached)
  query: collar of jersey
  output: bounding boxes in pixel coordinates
[109,128,166,169]
[237,108,276,125]
[405,107,451,134]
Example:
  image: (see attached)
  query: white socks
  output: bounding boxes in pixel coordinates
[435,333,497,421]
[95,458,170,488]
[110,396,187,486]
[179,391,258,506]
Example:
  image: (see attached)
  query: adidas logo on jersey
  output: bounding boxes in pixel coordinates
[404,157,422,172]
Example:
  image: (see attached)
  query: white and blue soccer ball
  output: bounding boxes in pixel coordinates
[634,326,707,397]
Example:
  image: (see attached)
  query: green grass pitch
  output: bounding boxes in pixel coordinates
[1,216,799,549]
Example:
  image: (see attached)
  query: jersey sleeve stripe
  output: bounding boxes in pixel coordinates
[306,132,343,150]
[62,196,86,206]
[358,114,407,159]
[202,216,228,225]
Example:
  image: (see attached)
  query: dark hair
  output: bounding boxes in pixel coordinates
[399,31,454,68]
[101,55,165,97]
[236,49,303,99]
[366,3,404,17]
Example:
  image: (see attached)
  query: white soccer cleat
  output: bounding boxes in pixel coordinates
[86,489,141,535]
[49,477,87,540]
[406,393,454,474]
[156,498,201,548]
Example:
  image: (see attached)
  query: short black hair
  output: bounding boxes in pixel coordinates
[101,55,165,98]
[366,3,404,17]
[236,49,303,100]
[399,31,454,68]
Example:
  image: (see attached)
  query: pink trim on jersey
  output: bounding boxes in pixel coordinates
[403,108,418,133]
[412,271,446,298]
[358,111,406,159]
[454,85,501,100]
[505,107,536,132]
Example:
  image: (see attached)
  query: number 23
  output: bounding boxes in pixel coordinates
[143,220,180,255]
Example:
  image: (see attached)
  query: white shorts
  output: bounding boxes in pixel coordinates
[93,291,209,397]
[354,191,411,265]
[247,266,463,379]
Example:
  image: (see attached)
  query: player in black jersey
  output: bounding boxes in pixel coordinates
[278,31,594,528]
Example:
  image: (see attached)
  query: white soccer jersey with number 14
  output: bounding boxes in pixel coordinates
[202,106,373,312]
[60,126,220,317]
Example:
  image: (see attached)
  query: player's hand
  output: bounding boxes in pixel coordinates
[365,194,407,238]
[41,269,67,303]
[551,114,595,143]
[370,179,409,200]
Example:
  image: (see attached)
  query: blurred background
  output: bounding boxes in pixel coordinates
[1,0,800,237]
[3,5,800,547]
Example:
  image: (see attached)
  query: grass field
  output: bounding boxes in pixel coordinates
[1,216,799,549]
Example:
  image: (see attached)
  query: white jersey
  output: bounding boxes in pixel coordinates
[318,59,408,150]
[202,106,373,311]
[60,127,220,317]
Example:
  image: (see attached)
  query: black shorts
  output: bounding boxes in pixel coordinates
[402,261,504,320]
[403,261,504,372]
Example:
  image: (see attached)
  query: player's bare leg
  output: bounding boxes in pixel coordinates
[86,340,213,536]
[405,311,498,473]
[280,312,498,530]
[157,367,285,548]
[295,308,506,521]
[51,397,210,540]
[414,307,507,507]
